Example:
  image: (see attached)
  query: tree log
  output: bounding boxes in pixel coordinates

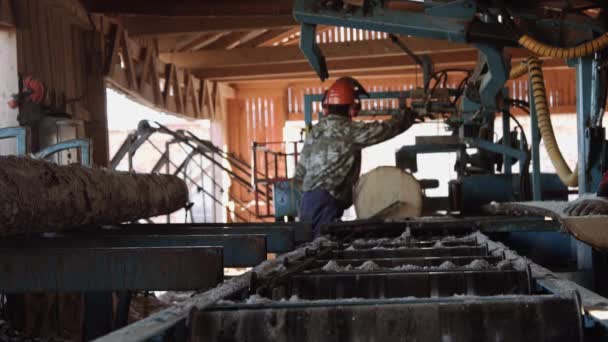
[354,166,423,220]
[0,156,189,235]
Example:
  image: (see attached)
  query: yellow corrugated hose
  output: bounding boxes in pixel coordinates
[519,33,608,58]
[513,31,608,186]
[523,56,578,186]
[509,62,529,79]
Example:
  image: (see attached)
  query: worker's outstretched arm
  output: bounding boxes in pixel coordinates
[351,110,416,148]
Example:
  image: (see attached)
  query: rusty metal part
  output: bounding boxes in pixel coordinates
[281,269,531,299]
[0,156,189,235]
[191,295,582,342]
[0,246,223,292]
[310,255,503,268]
[97,219,597,342]
[326,245,488,259]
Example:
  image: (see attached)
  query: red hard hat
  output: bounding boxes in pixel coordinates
[322,77,369,117]
[325,77,357,105]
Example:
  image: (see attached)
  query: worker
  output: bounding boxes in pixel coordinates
[293,77,417,237]
[565,172,608,216]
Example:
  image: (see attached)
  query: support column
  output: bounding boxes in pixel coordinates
[0,28,19,155]
[574,57,603,274]
[576,58,593,195]
[529,83,542,200]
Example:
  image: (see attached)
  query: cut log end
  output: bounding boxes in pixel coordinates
[354,166,423,220]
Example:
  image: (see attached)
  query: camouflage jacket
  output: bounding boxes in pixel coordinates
[293,112,413,208]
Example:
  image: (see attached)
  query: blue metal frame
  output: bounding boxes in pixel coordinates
[3,234,267,268]
[576,58,603,194]
[0,126,29,155]
[529,84,543,200]
[0,126,92,166]
[465,138,528,175]
[33,138,92,166]
[0,246,223,292]
[572,57,607,274]
[294,0,470,80]
[293,0,470,43]
[502,110,512,176]
[93,226,296,253]
[475,44,509,111]
[116,221,314,244]
[300,24,328,81]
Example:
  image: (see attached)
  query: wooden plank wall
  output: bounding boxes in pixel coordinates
[0,0,14,27]
[227,86,287,222]
[11,0,109,165]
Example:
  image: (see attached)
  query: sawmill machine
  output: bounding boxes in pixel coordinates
[296,0,608,214]
[82,3,608,341]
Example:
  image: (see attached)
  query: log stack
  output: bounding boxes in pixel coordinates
[0,156,189,235]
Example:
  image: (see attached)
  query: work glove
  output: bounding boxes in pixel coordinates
[564,197,608,216]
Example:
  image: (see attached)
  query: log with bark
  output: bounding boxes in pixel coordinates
[0,156,189,235]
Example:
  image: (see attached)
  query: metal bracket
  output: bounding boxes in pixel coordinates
[424,0,476,19]
[300,23,328,81]
[465,138,528,172]
[0,126,30,155]
[474,44,509,111]
[32,138,92,166]
[294,0,469,80]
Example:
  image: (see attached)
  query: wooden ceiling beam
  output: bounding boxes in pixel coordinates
[225,59,568,84]
[258,27,301,47]
[237,29,290,48]
[160,37,472,69]
[87,0,294,16]
[284,26,333,46]
[175,33,214,52]
[203,31,253,50]
[185,32,230,52]
[192,48,550,81]
[123,15,296,37]
[193,50,481,80]
[225,30,268,50]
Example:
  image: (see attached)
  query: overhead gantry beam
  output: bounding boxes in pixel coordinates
[159,37,473,69]
[123,15,297,37]
[87,0,294,16]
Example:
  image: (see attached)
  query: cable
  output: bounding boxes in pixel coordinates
[508,112,528,146]
[451,75,472,106]
[505,98,530,108]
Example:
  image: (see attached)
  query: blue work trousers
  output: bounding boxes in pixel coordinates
[299,189,344,238]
